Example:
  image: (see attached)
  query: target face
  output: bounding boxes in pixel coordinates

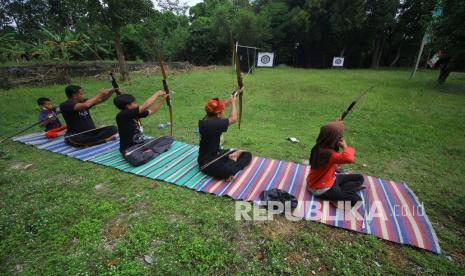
[332,57,344,67]
[261,55,271,64]
[257,52,274,67]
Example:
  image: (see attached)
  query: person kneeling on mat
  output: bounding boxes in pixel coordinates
[60,85,118,147]
[37,97,67,138]
[114,91,174,166]
[307,119,365,207]
[198,87,252,181]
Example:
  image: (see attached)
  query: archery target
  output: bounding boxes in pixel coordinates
[257,52,274,67]
[332,57,344,67]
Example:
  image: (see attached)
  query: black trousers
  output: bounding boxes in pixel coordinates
[201,151,252,179]
[122,136,174,166]
[317,173,365,206]
[65,126,117,147]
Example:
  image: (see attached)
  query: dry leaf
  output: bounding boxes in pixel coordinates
[149,183,157,189]
[106,258,119,268]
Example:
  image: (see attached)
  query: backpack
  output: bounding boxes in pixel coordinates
[260,188,298,213]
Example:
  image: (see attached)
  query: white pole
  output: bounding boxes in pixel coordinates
[410,32,427,79]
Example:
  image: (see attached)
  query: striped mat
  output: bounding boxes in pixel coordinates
[11,133,441,254]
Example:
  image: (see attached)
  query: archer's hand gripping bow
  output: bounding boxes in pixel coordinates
[109,72,122,96]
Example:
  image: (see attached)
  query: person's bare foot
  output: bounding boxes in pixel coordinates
[105,134,117,142]
[228,150,245,162]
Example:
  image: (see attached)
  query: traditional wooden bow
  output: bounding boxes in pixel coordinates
[0,113,58,144]
[108,72,122,95]
[157,55,173,136]
[230,32,244,129]
[340,86,374,120]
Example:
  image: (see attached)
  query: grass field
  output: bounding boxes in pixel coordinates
[0,67,464,274]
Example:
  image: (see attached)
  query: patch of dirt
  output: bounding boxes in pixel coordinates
[231,221,255,259]
[168,213,185,224]
[102,201,149,251]
[9,162,32,170]
[104,219,126,241]
[286,251,305,265]
[103,217,126,251]
[255,215,303,240]
[451,252,465,263]
[316,225,356,246]
[382,244,410,269]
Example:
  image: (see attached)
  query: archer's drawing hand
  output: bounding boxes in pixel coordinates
[154,90,165,97]
[339,138,348,148]
[98,89,110,98]
[230,94,237,104]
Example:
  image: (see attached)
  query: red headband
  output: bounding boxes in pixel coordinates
[205,98,225,114]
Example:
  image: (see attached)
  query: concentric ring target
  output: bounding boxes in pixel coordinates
[261,55,271,64]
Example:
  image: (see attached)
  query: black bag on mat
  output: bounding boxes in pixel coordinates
[260,189,298,212]
[123,136,174,166]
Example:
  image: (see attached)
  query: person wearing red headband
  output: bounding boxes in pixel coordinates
[198,87,252,181]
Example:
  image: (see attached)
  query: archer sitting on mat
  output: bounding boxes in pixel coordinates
[307,119,365,207]
[198,87,252,181]
[114,91,174,166]
[60,85,118,147]
[37,97,67,138]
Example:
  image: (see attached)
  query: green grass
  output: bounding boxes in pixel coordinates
[0,67,464,274]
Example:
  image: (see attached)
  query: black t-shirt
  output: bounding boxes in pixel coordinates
[198,118,229,164]
[116,108,150,152]
[59,99,96,134]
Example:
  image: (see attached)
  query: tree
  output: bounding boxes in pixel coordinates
[328,0,366,58]
[40,28,82,62]
[86,0,154,81]
[433,0,465,84]
[364,0,399,68]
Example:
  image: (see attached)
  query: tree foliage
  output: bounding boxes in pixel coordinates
[1,0,464,82]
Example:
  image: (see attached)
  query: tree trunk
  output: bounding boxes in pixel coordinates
[389,43,402,67]
[112,25,129,81]
[437,56,455,84]
[371,36,382,68]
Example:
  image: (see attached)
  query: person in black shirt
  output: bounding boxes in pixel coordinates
[114,91,174,166]
[60,85,118,147]
[198,87,252,181]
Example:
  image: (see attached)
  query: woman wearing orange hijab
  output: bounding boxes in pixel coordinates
[307,120,365,206]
